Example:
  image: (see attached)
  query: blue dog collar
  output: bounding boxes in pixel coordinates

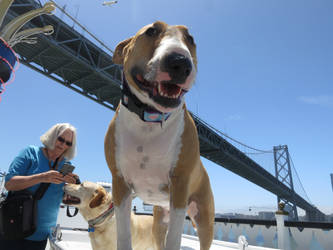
[143,110,171,123]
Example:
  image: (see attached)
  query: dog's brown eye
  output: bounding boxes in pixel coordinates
[186,34,194,45]
[145,27,158,37]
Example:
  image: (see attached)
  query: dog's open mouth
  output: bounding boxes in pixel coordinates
[62,193,81,205]
[131,68,188,108]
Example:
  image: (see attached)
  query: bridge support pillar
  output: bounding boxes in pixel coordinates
[273,145,299,221]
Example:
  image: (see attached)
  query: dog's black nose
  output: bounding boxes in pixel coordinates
[162,52,192,83]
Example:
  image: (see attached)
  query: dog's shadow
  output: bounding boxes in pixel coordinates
[180,247,195,250]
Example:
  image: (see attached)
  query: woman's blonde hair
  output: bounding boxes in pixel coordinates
[40,123,77,160]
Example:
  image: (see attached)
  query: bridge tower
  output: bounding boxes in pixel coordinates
[273,145,299,220]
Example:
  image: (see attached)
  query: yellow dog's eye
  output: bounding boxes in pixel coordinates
[145,27,158,37]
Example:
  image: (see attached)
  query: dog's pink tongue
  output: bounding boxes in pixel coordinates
[136,74,144,82]
[62,194,69,202]
[160,83,181,97]
[153,87,158,96]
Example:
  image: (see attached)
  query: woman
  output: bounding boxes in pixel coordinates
[1,123,79,250]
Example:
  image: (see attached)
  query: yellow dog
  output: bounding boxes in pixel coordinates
[63,181,157,250]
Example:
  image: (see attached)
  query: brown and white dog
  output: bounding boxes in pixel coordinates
[63,181,157,250]
[104,21,215,250]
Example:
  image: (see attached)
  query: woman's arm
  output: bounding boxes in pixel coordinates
[5,170,65,191]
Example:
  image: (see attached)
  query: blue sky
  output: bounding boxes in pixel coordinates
[1,0,332,215]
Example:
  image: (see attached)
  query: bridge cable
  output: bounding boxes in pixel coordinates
[191,113,273,154]
[289,154,312,204]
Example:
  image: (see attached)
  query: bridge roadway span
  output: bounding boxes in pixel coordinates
[7,0,325,220]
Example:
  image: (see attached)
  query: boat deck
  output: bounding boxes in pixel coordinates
[48,207,280,250]
[47,227,279,250]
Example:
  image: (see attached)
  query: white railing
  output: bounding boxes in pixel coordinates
[183,214,333,250]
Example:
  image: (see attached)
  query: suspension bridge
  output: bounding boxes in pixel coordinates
[4,0,326,221]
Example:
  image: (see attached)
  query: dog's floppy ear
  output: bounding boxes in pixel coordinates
[89,187,107,208]
[113,37,132,65]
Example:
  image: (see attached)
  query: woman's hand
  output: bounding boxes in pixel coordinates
[5,170,75,191]
[40,170,65,184]
[63,173,79,184]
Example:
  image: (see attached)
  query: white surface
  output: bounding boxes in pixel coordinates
[48,229,279,250]
[54,207,280,250]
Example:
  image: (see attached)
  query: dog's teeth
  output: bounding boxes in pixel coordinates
[157,83,183,98]
[158,84,166,97]
[176,88,182,97]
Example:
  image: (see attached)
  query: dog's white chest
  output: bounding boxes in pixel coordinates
[115,105,184,207]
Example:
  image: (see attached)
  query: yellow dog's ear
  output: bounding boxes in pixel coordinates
[89,188,107,208]
[113,37,132,65]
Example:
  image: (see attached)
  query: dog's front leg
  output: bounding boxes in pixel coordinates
[164,175,188,250]
[112,176,133,250]
[164,206,186,250]
[115,195,132,250]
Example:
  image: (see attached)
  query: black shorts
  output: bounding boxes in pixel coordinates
[0,238,47,250]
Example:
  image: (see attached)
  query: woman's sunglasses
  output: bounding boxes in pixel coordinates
[57,136,73,147]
